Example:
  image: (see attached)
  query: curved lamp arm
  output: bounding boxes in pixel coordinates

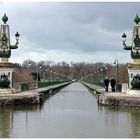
[10,41,19,49]
[123,42,132,50]
[10,32,20,49]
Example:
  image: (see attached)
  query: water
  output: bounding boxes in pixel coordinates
[0,82,140,138]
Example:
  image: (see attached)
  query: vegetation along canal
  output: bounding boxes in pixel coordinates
[0,82,140,138]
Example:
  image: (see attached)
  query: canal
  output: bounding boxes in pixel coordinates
[0,82,140,138]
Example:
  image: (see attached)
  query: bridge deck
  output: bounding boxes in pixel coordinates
[0,81,72,105]
[81,81,140,107]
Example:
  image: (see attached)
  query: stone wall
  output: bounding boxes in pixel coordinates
[13,82,38,93]
[98,94,140,107]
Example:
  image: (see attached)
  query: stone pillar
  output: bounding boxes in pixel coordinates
[123,15,140,94]
[0,13,20,94]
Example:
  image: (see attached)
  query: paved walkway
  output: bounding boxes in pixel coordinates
[80,81,105,94]
[0,82,71,99]
[81,81,140,98]
[81,81,140,108]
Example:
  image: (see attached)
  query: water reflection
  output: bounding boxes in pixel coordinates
[0,105,42,138]
[0,83,140,137]
[98,105,140,138]
[0,108,12,138]
[129,108,140,137]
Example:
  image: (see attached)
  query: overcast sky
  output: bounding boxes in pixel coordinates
[0,2,139,64]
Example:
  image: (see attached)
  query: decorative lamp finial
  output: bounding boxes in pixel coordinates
[122,33,127,38]
[2,13,8,24]
[134,14,140,25]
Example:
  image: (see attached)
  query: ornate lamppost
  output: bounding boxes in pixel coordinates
[27,59,31,82]
[122,14,140,94]
[0,13,20,93]
[114,59,119,84]
[0,13,19,62]
[100,66,108,81]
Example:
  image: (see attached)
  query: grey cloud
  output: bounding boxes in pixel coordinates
[1,2,139,63]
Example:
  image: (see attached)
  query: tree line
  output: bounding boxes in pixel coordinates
[13,59,129,84]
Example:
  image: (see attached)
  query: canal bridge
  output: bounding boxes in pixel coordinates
[0,12,140,138]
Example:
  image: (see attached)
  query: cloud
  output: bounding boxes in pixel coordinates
[0,2,139,64]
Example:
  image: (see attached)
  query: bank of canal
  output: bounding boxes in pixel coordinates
[0,82,72,105]
[0,82,140,138]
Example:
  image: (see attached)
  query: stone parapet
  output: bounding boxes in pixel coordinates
[0,81,72,105]
[98,93,140,107]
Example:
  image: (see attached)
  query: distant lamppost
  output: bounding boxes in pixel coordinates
[39,66,42,81]
[100,68,104,82]
[94,69,99,85]
[46,66,51,82]
[35,64,38,88]
[45,69,47,81]
[28,59,31,84]
[114,59,119,84]
[94,71,97,82]
[97,69,100,84]
[36,64,42,82]
[100,66,108,81]
[56,72,60,81]
[36,64,39,82]
[59,73,61,81]
[50,70,53,81]
[105,66,108,78]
